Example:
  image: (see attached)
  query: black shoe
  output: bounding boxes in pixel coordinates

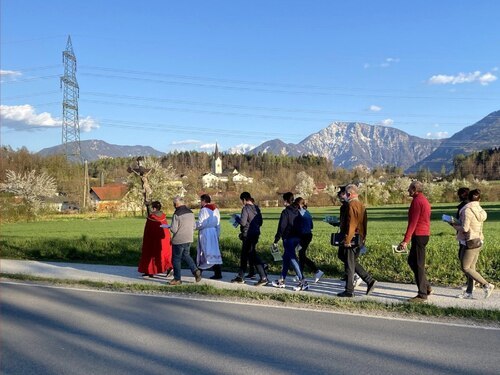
[230,276,245,284]
[255,278,268,287]
[165,268,174,278]
[244,273,256,279]
[210,274,223,280]
[142,273,153,278]
[337,291,354,298]
[366,280,377,295]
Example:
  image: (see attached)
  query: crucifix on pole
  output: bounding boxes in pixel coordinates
[127,156,153,207]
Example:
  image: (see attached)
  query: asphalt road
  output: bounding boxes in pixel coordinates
[1,282,499,375]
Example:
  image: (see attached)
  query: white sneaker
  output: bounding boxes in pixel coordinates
[272,279,286,289]
[457,291,473,299]
[461,283,476,291]
[293,281,309,291]
[483,283,495,299]
[354,274,362,288]
[314,270,324,283]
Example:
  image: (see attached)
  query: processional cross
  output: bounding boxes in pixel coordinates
[127,156,153,206]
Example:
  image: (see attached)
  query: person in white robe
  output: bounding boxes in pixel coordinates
[196,194,223,278]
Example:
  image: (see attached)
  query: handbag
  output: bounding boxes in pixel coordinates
[466,238,482,249]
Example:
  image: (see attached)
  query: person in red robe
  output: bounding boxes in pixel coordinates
[138,201,172,277]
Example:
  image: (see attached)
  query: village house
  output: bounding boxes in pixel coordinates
[201,143,254,188]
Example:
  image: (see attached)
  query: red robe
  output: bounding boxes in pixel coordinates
[138,212,172,274]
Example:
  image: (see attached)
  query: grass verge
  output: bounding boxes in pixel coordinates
[2,273,499,324]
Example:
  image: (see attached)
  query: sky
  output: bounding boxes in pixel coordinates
[1,0,499,154]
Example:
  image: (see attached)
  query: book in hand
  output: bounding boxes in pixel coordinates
[160,224,171,229]
[442,214,460,225]
[270,243,282,262]
[229,214,241,228]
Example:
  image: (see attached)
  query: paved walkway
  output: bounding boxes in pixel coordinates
[1,259,498,310]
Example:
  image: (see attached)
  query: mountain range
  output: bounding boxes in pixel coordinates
[37,110,500,172]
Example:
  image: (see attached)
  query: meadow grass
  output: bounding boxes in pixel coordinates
[1,202,499,286]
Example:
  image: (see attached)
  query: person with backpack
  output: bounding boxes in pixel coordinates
[231,192,269,286]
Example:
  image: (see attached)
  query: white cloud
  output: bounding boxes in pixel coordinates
[0,104,99,132]
[379,118,394,126]
[199,143,216,150]
[428,71,497,86]
[369,105,382,112]
[0,69,22,79]
[171,139,201,145]
[426,131,449,139]
[79,116,100,132]
[380,57,400,68]
[365,57,400,69]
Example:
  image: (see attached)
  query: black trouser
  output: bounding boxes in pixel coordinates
[408,235,430,298]
[298,233,318,274]
[238,235,266,279]
[341,245,373,294]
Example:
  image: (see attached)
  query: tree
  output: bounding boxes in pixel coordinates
[295,171,315,199]
[0,169,58,213]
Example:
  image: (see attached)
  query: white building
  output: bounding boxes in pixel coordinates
[201,143,254,188]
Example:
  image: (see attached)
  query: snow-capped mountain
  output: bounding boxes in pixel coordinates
[249,123,441,170]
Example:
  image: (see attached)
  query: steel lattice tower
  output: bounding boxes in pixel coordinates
[60,35,81,162]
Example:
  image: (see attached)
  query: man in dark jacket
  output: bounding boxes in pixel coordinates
[169,196,201,285]
[272,192,309,291]
[231,192,268,286]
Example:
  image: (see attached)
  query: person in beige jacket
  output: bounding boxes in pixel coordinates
[454,189,495,299]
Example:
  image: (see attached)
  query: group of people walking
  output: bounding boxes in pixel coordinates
[138,181,495,302]
[137,194,223,285]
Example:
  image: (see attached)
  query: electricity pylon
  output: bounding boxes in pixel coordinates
[60,35,81,162]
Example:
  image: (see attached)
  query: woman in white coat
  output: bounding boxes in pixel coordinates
[454,189,494,299]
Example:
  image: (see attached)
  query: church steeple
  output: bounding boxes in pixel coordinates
[212,143,222,174]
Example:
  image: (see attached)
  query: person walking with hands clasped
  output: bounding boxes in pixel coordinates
[168,196,201,285]
[453,189,495,299]
[231,192,269,286]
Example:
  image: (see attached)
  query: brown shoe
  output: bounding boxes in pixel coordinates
[169,279,182,286]
[408,295,427,303]
[427,286,433,295]
[194,269,202,282]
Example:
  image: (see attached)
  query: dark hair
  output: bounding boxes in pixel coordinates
[151,201,162,210]
[282,192,294,204]
[200,194,211,203]
[468,189,481,202]
[240,191,252,201]
[294,197,305,206]
[457,187,470,196]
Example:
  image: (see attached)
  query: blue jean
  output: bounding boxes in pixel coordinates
[281,237,303,281]
[172,243,197,280]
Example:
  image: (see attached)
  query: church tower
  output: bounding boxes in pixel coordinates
[212,143,222,174]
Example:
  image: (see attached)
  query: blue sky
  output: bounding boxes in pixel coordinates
[1,0,499,154]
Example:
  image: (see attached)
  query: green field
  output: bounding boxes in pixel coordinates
[1,202,499,286]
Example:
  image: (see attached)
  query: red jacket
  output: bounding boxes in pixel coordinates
[404,193,431,243]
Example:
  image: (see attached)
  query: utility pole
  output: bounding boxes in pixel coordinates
[60,35,81,163]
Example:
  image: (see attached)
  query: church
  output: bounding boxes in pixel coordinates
[201,143,254,188]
